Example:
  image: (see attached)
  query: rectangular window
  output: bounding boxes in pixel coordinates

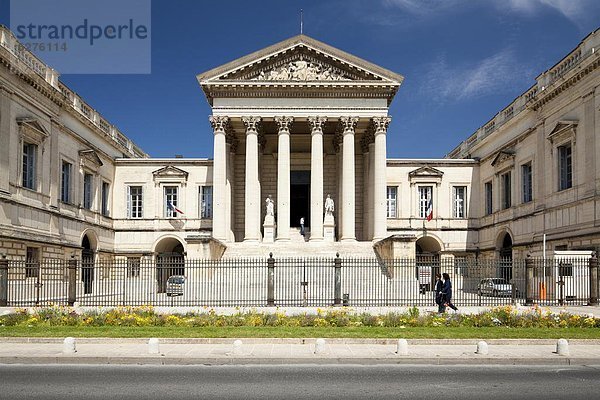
[83,173,93,210]
[22,143,37,190]
[200,186,213,219]
[485,182,493,215]
[25,247,39,279]
[522,163,533,203]
[127,257,141,278]
[164,186,179,218]
[386,186,397,218]
[61,161,72,203]
[558,144,572,190]
[501,172,511,210]
[418,186,432,219]
[101,181,110,216]
[452,186,466,218]
[127,186,143,218]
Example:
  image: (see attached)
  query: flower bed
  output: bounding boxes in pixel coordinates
[1,305,598,329]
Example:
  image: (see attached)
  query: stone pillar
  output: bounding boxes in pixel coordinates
[340,117,358,241]
[0,88,12,195]
[309,117,327,241]
[275,116,293,241]
[372,117,391,241]
[209,116,229,241]
[243,116,261,242]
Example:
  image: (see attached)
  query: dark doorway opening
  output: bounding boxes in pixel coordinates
[156,242,185,294]
[290,171,310,228]
[81,235,94,294]
[415,237,441,292]
[499,233,513,282]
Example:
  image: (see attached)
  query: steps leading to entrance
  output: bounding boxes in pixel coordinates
[222,237,376,259]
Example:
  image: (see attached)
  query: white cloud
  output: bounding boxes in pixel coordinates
[420,49,531,102]
[504,0,592,25]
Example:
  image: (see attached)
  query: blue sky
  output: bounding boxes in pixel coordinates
[2,0,599,159]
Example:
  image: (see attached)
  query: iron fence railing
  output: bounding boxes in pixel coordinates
[0,255,597,307]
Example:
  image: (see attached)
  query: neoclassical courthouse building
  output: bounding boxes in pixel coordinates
[1,25,599,265]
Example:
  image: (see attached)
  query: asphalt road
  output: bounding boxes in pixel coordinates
[1,364,599,400]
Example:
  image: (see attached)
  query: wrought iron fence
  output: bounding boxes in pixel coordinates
[0,255,597,307]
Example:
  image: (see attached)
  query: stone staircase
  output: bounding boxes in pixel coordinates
[221,228,378,259]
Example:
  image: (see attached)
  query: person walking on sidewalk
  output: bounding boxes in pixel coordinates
[434,273,445,313]
[300,217,305,236]
[441,272,458,312]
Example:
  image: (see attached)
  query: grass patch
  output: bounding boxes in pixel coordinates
[1,325,600,339]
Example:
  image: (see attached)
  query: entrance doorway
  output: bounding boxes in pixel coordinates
[415,236,441,291]
[290,171,310,228]
[155,238,185,293]
[499,233,513,281]
[81,235,95,294]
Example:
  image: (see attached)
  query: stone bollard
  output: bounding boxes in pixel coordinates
[233,340,243,355]
[63,337,76,354]
[314,338,326,354]
[556,338,569,356]
[396,339,408,356]
[148,338,160,354]
[476,341,488,355]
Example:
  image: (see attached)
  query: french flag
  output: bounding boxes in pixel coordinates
[425,197,433,221]
[167,201,184,215]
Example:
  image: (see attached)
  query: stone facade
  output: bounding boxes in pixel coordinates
[0,25,599,262]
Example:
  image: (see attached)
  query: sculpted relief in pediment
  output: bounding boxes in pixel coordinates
[253,60,350,81]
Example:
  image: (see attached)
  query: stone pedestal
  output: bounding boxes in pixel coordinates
[263,215,276,243]
[323,214,335,242]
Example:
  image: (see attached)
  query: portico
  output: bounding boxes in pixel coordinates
[198,34,403,245]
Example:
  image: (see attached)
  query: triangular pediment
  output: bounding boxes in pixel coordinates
[198,35,403,84]
[152,165,189,180]
[79,149,103,169]
[408,166,444,178]
[548,120,578,139]
[17,117,50,143]
[491,148,515,166]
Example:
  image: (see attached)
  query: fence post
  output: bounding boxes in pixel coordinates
[68,255,77,306]
[525,255,534,306]
[267,253,275,306]
[589,252,598,306]
[334,253,342,306]
[0,255,8,306]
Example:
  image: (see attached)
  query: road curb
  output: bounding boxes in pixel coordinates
[0,356,596,366]
[2,337,600,345]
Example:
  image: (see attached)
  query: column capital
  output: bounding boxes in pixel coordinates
[209,115,229,133]
[308,116,328,133]
[275,116,294,134]
[339,116,359,133]
[242,116,262,134]
[372,116,392,134]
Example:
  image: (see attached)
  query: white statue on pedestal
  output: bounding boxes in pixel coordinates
[325,194,334,216]
[265,195,274,217]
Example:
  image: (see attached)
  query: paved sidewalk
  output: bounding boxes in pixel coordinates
[1,338,599,365]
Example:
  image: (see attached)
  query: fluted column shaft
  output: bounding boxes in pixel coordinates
[340,117,358,241]
[309,117,327,241]
[276,116,293,240]
[243,116,261,241]
[209,116,229,241]
[372,117,391,241]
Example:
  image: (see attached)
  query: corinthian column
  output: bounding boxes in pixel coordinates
[275,116,293,241]
[309,116,327,241]
[340,117,358,241]
[209,115,229,241]
[242,116,261,242]
[372,117,391,241]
